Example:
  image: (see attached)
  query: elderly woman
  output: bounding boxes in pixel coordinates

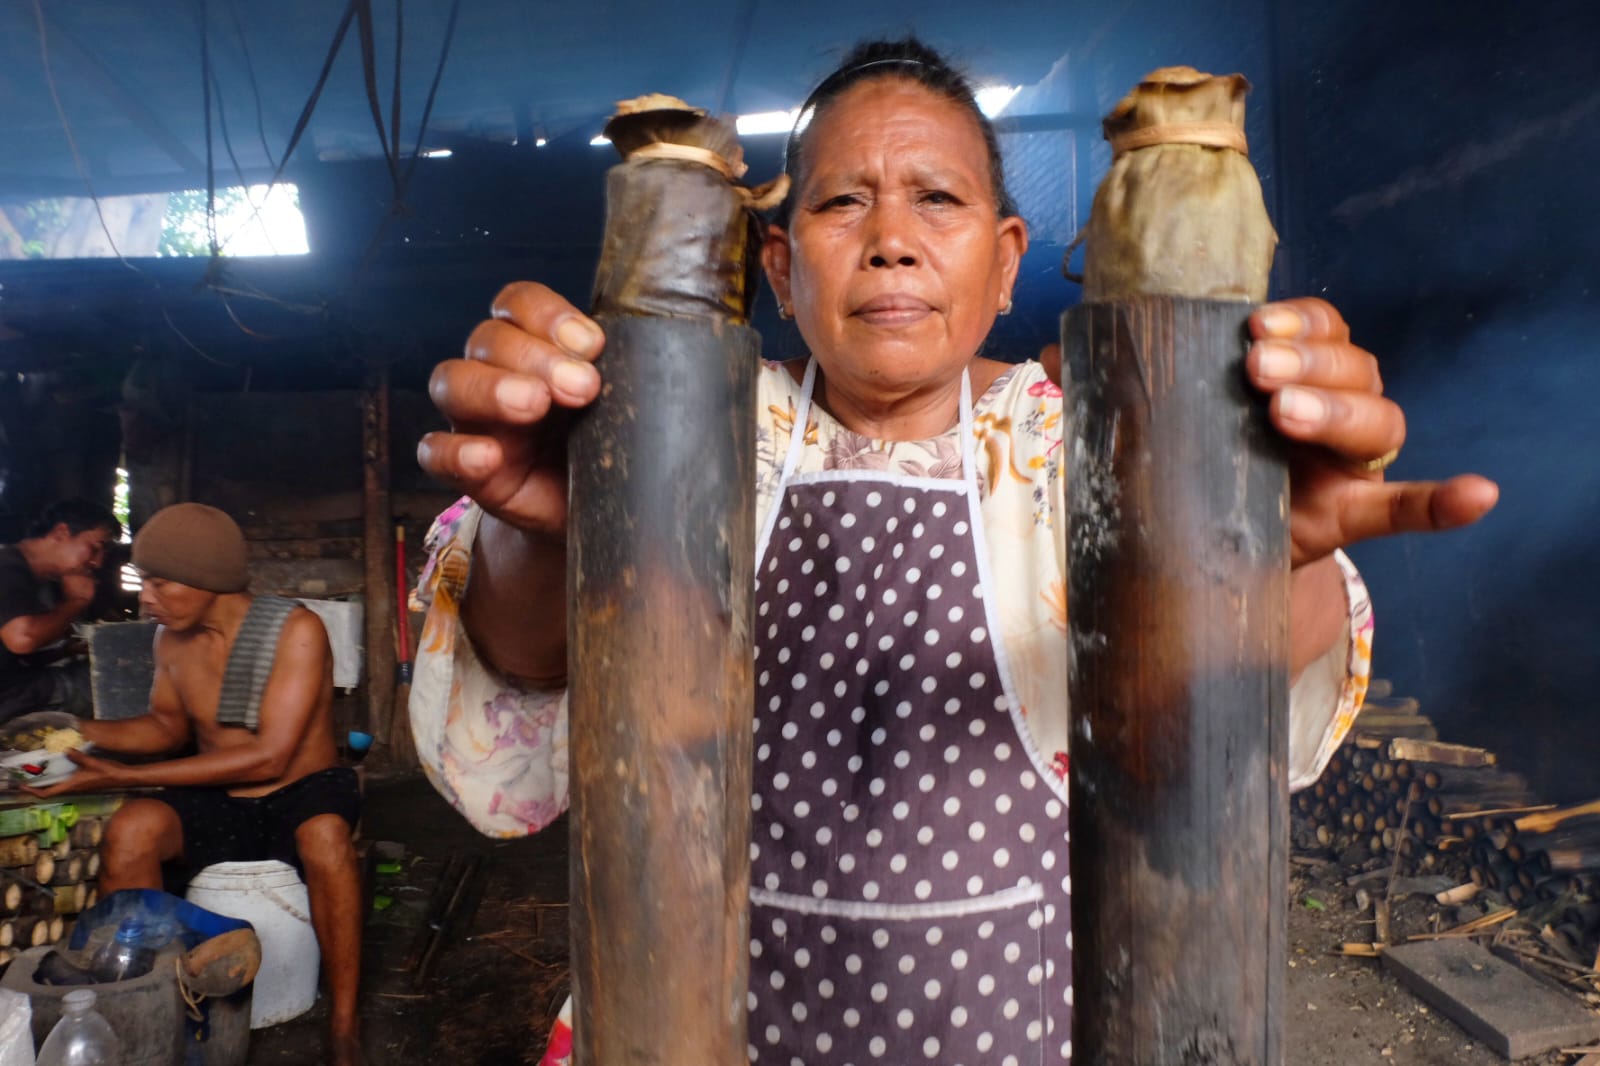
[412,37,1497,1064]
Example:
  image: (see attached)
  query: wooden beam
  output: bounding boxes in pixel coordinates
[1064,297,1290,1066]
[361,365,396,753]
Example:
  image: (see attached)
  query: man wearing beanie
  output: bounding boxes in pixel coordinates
[34,502,364,1066]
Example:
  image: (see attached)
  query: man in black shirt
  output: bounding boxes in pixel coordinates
[0,498,121,725]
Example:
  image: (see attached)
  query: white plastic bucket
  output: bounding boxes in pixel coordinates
[185,860,320,1028]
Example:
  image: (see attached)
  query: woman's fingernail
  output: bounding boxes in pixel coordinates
[552,358,595,397]
[460,442,493,474]
[496,377,539,412]
[555,316,600,356]
[1258,305,1304,337]
[1277,386,1326,425]
[1255,340,1302,381]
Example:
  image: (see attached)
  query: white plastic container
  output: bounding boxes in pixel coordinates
[0,987,31,1066]
[185,860,320,1028]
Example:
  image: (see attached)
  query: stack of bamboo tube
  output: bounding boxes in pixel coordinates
[1292,689,1600,972]
[0,812,108,967]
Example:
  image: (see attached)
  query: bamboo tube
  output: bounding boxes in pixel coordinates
[0,834,38,867]
[7,915,45,949]
[1388,738,1495,768]
[53,882,91,915]
[47,915,64,943]
[84,850,100,881]
[1,881,21,914]
[50,838,70,860]
[1065,293,1289,1066]
[69,817,103,849]
[32,851,54,885]
[566,98,765,1066]
[51,853,84,885]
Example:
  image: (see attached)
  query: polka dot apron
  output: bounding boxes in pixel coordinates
[748,360,1073,1064]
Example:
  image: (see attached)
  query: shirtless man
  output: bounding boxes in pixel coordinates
[32,502,363,1066]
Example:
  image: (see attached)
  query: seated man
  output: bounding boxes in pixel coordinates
[0,498,120,725]
[33,502,363,1066]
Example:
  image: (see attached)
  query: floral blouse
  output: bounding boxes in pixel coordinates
[409,359,1373,839]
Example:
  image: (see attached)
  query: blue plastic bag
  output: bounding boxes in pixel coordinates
[68,888,253,953]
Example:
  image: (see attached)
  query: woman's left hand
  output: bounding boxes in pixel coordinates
[1245,297,1498,567]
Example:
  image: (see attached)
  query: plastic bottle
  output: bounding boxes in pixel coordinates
[33,987,121,1065]
[87,919,156,983]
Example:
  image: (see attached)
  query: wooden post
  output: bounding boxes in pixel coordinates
[361,366,397,754]
[1064,296,1290,1066]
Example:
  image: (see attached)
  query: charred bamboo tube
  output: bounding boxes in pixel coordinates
[566,97,771,1066]
[1420,766,1527,793]
[1429,791,1537,819]
[1066,65,1287,1066]
[1064,295,1288,1066]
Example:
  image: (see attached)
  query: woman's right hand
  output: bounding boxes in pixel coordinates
[418,282,606,533]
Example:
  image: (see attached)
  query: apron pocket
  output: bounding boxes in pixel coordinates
[747,883,1050,1065]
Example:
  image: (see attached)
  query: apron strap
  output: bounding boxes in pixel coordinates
[957,369,976,488]
[778,358,818,486]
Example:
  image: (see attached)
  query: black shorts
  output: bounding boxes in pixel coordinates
[150,767,361,886]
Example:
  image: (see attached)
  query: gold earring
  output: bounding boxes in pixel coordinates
[778,305,793,321]
[999,296,1013,316]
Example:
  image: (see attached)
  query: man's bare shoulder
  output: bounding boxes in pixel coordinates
[274,606,331,663]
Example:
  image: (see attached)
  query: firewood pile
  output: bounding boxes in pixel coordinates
[0,800,119,967]
[1292,685,1600,995]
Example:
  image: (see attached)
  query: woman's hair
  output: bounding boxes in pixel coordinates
[775,37,1019,226]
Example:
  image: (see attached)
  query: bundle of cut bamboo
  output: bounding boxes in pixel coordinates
[0,812,109,958]
[1292,690,1600,972]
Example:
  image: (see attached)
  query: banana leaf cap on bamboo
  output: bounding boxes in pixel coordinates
[592,95,788,324]
[1077,66,1277,303]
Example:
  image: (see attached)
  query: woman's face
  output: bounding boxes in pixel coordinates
[763,78,1027,406]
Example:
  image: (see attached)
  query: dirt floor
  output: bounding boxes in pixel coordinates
[237,773,1595,1065]
[1283,857,1578,1066]
[245,773,571,1065]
